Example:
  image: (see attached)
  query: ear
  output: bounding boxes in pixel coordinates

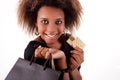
[34,22,39,35]
[35,27,39,35]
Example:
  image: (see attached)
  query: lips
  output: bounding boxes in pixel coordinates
[44,33,59,39]
[46,34,57,37]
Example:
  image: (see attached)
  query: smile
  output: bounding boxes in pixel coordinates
[46,34,57,37]
[45,33,58,39]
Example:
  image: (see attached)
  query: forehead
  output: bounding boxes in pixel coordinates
[37,6,64,18]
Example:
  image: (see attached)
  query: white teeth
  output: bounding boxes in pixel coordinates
[46,34,56,37]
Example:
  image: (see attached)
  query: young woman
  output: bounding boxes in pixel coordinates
[17,0,84,80]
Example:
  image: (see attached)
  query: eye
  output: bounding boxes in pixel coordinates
[55,20,62,25]
[41,19,49,24]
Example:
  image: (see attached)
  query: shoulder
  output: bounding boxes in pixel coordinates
[24,36,44,60]
[63,33,71,38]
[25,36,45,51]
[29,36,47,47]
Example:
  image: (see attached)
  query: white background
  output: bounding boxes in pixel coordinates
[0,0,120,80]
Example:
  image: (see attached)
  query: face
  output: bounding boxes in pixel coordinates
[36,6,65,45]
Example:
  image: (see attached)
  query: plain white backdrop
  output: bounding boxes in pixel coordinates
[0,0,120,80]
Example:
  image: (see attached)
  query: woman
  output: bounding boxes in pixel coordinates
[17,0,84,80]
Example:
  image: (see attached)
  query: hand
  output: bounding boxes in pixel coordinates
[34,46,68,69]
[35,46,65,59]
[69,46,84,70]
[34,46,49,59]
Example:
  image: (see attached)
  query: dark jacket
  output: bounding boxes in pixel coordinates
[24,34,74,69]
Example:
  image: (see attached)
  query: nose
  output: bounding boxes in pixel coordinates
[46,23,58,34]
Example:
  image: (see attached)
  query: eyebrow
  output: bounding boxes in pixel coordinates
[56,18,63,19]
[39,18,48,19]
[39,17,64,20]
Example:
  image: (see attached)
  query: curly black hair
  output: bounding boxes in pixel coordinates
[17,0,83,35]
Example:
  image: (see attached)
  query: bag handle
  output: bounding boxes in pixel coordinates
[43,53,55,70]
[30,53,55,70]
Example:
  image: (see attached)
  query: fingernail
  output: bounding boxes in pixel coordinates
[49,48,52,51]
[73,45,76,48]
[38,45,41,48]
[70,51,73,53]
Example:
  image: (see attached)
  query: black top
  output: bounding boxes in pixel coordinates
[24,34,80,70]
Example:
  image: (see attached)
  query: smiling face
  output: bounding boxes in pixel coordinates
[36,6,65,46]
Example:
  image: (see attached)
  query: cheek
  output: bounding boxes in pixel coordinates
[59,27,64,33]
[59,25,65,32]
[37,26,46,33]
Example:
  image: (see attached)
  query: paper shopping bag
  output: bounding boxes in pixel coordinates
[5,57,61,80]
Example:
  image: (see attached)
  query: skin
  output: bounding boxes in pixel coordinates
[35,6,67,69]
[36,6,65,49]
[35,6,83,80]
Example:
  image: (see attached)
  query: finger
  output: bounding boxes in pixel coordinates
[48,48,56,53]
[69,56,80,70]
[71,49,84,55]
[74,53,84,63]
[41,48,49,57]
[53,51,65,59]
[35,49,38,57]
[35,48,43,57]
[48,48,65,59]
[34,46,44,58]
[70,54,84,69]
[73,46,83,52]
[45,48,51,59]
[71,49,84,62]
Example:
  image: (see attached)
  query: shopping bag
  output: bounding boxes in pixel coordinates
[5,55,61,80]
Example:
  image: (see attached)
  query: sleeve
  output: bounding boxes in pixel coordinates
[63,34,82,71]
[24,41,41,61]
